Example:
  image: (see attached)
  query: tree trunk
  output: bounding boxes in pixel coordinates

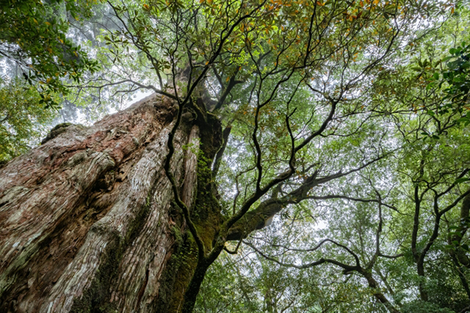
[0,94,223,313]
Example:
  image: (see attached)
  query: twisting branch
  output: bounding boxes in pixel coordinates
[307,195,399,212]
[226,152,390,241]
[245,237,400,313]
[224,238,243,255]
[156,0,273,265]
[244,240,358,270]
[212,68,242,111]
[67,79,178,100]
[163,108,207,260]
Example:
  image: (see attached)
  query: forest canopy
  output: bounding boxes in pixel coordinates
[1,0,470,312]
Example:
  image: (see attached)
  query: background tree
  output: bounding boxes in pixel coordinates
[0,78,57,162]
[0,0,102,162]
[0,0,99,100]
[193,4,470,312]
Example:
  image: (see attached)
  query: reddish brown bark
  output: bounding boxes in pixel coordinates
[0,94,220,313]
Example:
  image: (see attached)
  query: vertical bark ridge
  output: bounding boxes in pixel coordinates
[181,126,200,209]
[0,95,197,312]
[105,126,200,313]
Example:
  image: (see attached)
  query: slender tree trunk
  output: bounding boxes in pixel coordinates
[359,270,400,313]
[0,94,223,313]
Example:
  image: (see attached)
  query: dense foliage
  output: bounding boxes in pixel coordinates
[0,0,99,99]
[0,0,101,161]
[0,78,57,162]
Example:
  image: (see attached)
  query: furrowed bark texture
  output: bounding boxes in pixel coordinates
[0,94,222,313]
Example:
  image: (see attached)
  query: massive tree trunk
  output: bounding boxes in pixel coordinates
[0,94,223,313]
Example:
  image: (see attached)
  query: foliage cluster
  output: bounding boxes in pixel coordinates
[0,0,100,106]
[0,78,56,162]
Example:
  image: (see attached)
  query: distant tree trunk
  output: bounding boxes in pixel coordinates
[0,94,223,313]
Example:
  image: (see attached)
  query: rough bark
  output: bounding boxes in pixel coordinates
[0,94,223,313]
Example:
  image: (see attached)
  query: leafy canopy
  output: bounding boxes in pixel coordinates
[0,0,100,105]
[0,78,57,162]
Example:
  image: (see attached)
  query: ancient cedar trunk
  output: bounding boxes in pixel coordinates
[0,95,222,312]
